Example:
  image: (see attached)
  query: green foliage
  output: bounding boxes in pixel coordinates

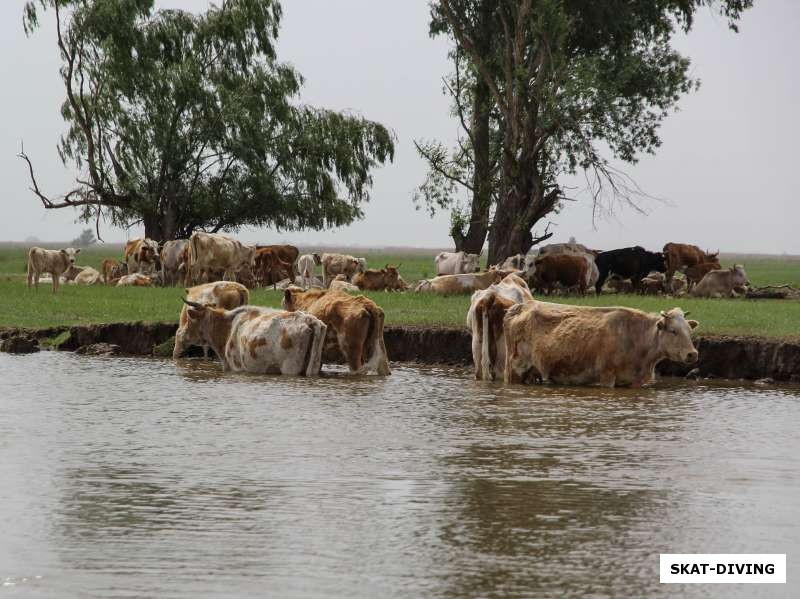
[70,228,97,247]
[22,0,394,240]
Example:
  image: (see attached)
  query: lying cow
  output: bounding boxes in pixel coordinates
[503,303,699,387]
[352,265,407,291]
[639,272,666,295]
[26,246,81,293]
[124,238,160,275]
[297,253,322,288]
[180,300,327,376]
[174,281,250,359]
[414,268,510,295]
[691,265,749,298]
[101,258,128,284]
[663,243,719,283]
[72,266,101,285]
[321,253,366,288]
[329,274,360,292]
[496,254,526,270]
[467,273,533,381]
[434,251,481,276]
[683,262,723,292]
[282,286,391,375]
[115,273,153,287]
[160,239,188,286]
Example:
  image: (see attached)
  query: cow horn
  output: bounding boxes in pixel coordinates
[659,310,669,318]
[683,310,691,317]
[182,298,204,309]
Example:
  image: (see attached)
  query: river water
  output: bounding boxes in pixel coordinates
[1,352,798,598]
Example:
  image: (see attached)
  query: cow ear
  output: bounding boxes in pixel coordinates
[60,249,68,256]
[187,308,204,319]
[283,288,293,305]
[657,318,666,330]
[75,248,81,254]
[687,319,699,329]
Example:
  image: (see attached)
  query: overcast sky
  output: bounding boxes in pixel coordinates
[1,1,797,253]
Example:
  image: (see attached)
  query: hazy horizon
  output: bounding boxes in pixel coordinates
[2,0,797,254]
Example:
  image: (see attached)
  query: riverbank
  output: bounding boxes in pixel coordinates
[3,321,800,382]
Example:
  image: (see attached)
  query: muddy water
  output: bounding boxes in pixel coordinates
[1,352,798,598]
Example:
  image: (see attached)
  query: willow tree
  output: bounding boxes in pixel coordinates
[20,0,394,241]
[427,0,752,264]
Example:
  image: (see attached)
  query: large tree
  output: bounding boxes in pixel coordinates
[20,0,394,241]
[423,0,752,264]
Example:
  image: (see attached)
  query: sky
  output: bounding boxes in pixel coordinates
[1,0,797,253]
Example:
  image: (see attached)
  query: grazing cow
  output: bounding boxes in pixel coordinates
[297,253,322,288]
[531,253,590,295]
[414,268,511,295]
[503,303,699,387]
[184,232,256,286]
[321,253,366,288]
[180,300,327,376]
[116,273,153,287]
[124,238,160,275]
[282,286,391,375]
[26,247,81,293]
[101,258,128,284]
[72,267,101,285]
[256,244,300,277]
[434,251,481,276]
[691,265,749,298]
[467,273,533,381]
[663,243,719,282]
[594,246,666,294]
[352,265,406,291]
[253,247,293,288]
[160,240,189,286]
[174,281,250,359]
[682,262,723,292]
[329,275,360,292]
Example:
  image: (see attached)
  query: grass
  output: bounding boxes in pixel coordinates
[2,244,799,338]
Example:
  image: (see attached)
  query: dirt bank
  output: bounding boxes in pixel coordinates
[2,322,799,382]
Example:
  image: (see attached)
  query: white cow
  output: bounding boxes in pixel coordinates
[297,253,322,288]
[26,246,81,293]
[321,253,366,288]
[160,239,189,286]
[415,268,510,295]
[72,266,101,285]
[180,301,327,376]
[185,232,255,285]
[434,251,481,276]
[691,265,749,298]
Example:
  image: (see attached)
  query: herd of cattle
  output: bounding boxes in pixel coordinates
[24,236,754,386]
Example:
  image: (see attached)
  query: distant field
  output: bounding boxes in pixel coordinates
[1,244,798,338]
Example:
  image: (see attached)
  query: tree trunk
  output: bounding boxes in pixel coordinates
[143,211,163,242]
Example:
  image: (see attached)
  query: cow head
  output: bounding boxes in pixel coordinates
[647,251,666,273]
[355,257,367,273]
[463,253,481,273]
[656,308,699,364]
[730,264,749,287]
[312,253,322,265]
[61,247,80,265]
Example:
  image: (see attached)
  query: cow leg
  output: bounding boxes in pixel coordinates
[52,273,59,294]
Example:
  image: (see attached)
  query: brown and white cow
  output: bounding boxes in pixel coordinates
[26,246,81,293]
[297,253,322,288]
[321,253,366,288]
[352,265,407,291]
[663,243,720,282]
[101,258,128,284]
[115,273,153,287]
[174,281,250,359]
[179,300,327,376]
[691,265,749,298]
[467,273,533,381]
[124,238,160,275]
[531,253,590,295]
[414,268,511,295]
[282,286,391,375]
[160,239,189,286]
[503,303,699,387]
[434,251,481,276]
[184,232,256,286]
[253,247,293,288]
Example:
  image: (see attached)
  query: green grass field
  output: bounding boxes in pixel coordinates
[2,244,799,338]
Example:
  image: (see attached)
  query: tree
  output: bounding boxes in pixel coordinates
[70,228,97,247]
[426,0,752,264]
[20,0,394,242]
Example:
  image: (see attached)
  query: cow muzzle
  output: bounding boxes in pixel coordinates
[685,350,699,364]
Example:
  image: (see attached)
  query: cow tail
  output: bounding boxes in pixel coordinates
[26,249,35,288]
[187,235,199,285]
[479,295,495,381]
[365,306,391,375]
[305,320,327,377]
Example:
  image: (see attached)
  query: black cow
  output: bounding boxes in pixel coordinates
[594,246,666,294]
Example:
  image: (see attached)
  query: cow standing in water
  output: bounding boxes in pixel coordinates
[26,247,81,293]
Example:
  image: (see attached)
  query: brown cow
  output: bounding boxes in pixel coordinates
[256,244,300,277]
[663,243,719,282]
[682,262,723,292]
[352,265,406,291]
[253,247,293,288]
[281,286,391,375]
[531,253,589,295]
[101,258,128,284]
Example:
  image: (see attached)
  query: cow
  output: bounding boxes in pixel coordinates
[253,247,293,288]
[72,267,101,285]
[179,300,327,376]
[101,258,128,284]
[184,232,256,286]
[282,286,391,375]
[124,238,160,275]
[414,268,511,295]
[297,253,322,288]
[160,239,189,286]
[691,265,749,298]
[116,273,153,287]
[256,244,300,277]
[174,281,250,359]
[503,303,699,387]
[663,243,720,283]
[321,253,366,288]
[496,254,526,270]
[594,246,666,294]
[638,272,665,295]
[329,275,360,292]
[26,247,81,293]
[530,253,590,295]
[682,262,723,292]
[352,265,406,291]
[605,275,634,294]
[434,251,481,276]
[467,273,533,381]
[538,242,591,256]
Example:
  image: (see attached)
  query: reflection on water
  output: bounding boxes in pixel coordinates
[0,352,798,598]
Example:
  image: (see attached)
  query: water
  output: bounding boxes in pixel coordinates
[1,352,798,598]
